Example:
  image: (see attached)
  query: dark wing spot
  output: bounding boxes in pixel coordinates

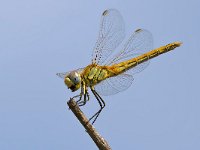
[135,29,142,33]
[102,10,108,16]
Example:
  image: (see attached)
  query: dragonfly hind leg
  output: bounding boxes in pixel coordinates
[89,87,105,125]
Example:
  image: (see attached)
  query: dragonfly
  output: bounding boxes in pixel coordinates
[57,9,181,125]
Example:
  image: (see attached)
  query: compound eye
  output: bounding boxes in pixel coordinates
[73,76,80,84]
[69,72,81,84]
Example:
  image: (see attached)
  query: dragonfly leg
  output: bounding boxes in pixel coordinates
[78,90,89,106]
[74,94,83,103]
[86,90,90,101]
[89,87,105,125]
[77,83,89,106]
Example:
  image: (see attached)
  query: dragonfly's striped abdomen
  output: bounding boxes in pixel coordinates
[109,42,182,74]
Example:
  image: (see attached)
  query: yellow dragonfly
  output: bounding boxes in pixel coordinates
[57,9,181,124]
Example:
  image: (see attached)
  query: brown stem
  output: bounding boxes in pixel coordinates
[67,98,111,150]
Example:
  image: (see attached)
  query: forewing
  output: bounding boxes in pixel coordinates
[95,74,134,96]
[106,29,153,74]
[92,9,125,65]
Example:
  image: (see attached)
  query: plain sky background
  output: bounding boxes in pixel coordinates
[0,0,199,150]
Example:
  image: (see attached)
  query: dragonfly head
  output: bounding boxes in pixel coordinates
[64,71,81,92]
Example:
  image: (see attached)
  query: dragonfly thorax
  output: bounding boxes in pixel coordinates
[81,64,115,87]
[64,71,81,92]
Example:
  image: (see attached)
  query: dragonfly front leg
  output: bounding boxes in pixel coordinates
[78,90,89,106]
[73,93,83,104]
[76,82,89,106]
[89,86,105,125]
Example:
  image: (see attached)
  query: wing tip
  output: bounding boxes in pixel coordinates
[135,28,142,33]
[102,10,109,16]
[56,73,64,78]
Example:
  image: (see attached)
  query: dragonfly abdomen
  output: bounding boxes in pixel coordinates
[109,42,182,74]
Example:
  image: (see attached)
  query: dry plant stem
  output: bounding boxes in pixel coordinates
[67,98,111,150]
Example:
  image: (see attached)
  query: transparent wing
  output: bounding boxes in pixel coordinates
[56,72,69,79]
[92,9,125,65]
[106,29,153,74]
[56,68,84,79]
[94,74,134,96]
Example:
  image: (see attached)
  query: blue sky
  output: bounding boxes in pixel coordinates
[0,0,200,150]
